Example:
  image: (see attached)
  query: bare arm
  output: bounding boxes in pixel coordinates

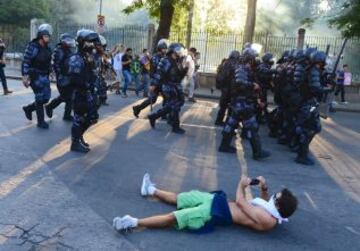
[257,176,269,201]
[235,176,262,224]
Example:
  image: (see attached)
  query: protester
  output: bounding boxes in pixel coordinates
[140,49,151,97]
[182,47,197,102]
[193,51,201,90]
[335,64,351,104]
[121,48,133,97]
[130,54,142,96]
[113,174,297,232]
[113,44,125,95]
[0,38,12,95]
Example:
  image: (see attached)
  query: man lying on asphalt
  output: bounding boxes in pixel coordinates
[113,174,298,233]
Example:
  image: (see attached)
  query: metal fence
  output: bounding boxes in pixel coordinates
[1,23,359,82]
[52,23,149,55]
[170,30,360,82]
[0,25,29,57]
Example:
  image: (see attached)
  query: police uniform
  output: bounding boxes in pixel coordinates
[132,45,166,118]
[45,34,75,121]
[68,30,100,153]
[147,43,188,134]
[22,24,53,129]
[214,50,240,126]
[219,48,270,160]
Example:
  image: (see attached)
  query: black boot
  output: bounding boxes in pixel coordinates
[240,128,249,140]
[215,109,226,126]
[296,143,314,166]
[218,132,236,153]
[46,97,62,118]
[250,134,270,160]
[63,101,73,121]
[71,138,90,153]
[35,104,49,129]
[80,123,91,147]
[23,102,36,121]
[171,112,185,134]
[133,99,151,118]
[80,136,90,147]
[148,109,169,129]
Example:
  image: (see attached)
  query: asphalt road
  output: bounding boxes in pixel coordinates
[0,79,359,251]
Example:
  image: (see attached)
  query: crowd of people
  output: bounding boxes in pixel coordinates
[215,45,334,166]
[0,23,353,235]
[17,23,203,152]
[3,23,348,166]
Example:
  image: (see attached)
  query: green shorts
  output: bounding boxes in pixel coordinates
[173,190,215,230]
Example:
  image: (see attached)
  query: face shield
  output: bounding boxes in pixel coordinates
[62,37,76,48]
[251,43,263,55]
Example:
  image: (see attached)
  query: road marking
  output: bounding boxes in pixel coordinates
[304,192,318,210]
[345,226,360,236]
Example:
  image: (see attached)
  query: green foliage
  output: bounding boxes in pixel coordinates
[329,0,360,38]
[300,17,316,28]
[123,0,190,28]
[0,0,50,27]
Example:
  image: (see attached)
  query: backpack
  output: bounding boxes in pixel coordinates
[216,58,228,89]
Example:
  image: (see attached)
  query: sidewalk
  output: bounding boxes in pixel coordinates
[5,67,360,113]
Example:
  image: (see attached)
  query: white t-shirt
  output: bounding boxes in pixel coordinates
[184,54,195,78]
[344,72,352,86]
[113,52,124,71]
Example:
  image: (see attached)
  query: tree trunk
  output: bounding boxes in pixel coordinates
[186,0,194,48]
[153,0,175,51]
[243,0,257,45]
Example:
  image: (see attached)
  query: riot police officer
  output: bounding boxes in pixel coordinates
[294,51,325,165]
[218,48,270,160]
[68,29,100,153]
[45,33,76,121]
[214,50,241,126]
[255,52,276,123]
[267,50,290,138]
[147,43,188,134]
[132,39,168,118]
[94,34,111,106]
[22,24,53,129]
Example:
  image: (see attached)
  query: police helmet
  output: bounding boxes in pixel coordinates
[229,50,241,60]
[59,33,76,48]
[294,49,306,62]
[157,39,169,51]
[262,52,274,64]
[277,50,290,64]
[310,51,327,65]
[168,43,184,57]
[242,47,257,63]
[76,29,99,48]
[304,47,317,60]
[37,24,53,38]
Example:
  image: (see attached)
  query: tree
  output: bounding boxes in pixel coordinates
[329,0,360,37]
[0,0,50,27]
[244,0,258,44]
[186,0,194,48]
[123,0,190,48]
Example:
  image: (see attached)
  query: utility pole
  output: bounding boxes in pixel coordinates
[99,0,103,15]
[186,0,195,49]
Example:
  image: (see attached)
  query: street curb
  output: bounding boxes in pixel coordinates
[6,75,360,113]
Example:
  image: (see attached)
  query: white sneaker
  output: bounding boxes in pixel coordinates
[141,173,156,196]
[113,217,121,228]
[342,101,349,105]
[113,215,138,231]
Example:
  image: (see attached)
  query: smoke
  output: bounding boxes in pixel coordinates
[69,0,150,27]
